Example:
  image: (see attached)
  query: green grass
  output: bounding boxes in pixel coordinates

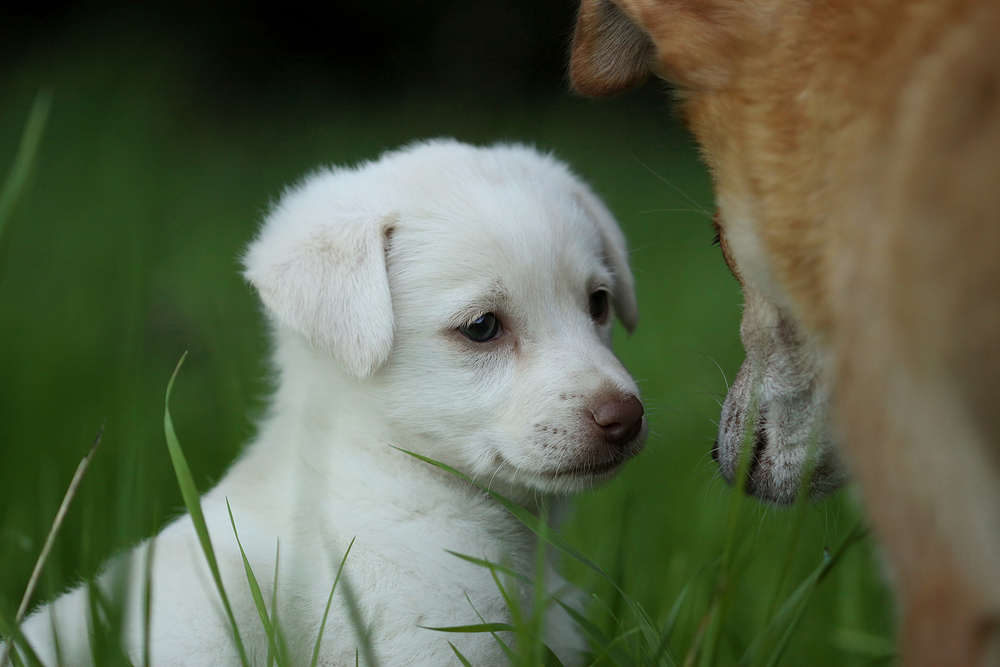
[0,31,895,666]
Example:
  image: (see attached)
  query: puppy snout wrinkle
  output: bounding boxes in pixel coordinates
[591,394,644,446]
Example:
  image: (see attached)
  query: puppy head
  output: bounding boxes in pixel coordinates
[245,140,646,495]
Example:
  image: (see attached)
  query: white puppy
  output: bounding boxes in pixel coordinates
[3,139,646,666]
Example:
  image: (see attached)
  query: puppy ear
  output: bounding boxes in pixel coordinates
[244,208,397,379]
[570,0,771,93]
[570,0,654,97]
[574,192,639,333]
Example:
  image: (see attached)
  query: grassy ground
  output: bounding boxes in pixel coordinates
[0,25,896,666]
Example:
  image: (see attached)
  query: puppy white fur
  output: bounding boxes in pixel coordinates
[3,140,646,666]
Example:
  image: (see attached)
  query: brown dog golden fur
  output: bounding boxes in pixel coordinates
[570,1,1000,664]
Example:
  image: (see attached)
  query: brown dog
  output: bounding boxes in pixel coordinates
[570,1,1000,664]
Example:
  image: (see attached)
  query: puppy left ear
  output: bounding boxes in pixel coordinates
[244,206,397,379]
[574,191,639,333]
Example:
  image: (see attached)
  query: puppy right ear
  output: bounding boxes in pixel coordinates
[243,207,397,379]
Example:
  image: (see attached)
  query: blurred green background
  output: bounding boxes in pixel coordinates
[0,2,895,664]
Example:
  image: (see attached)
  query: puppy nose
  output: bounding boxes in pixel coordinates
[591,395,644,447]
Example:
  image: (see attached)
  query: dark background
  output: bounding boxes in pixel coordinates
[3,1,673,105]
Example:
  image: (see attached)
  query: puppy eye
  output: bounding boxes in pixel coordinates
[588,289,610,323]
[459,313,503,342]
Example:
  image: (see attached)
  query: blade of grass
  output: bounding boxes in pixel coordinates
[530,501,551,667]
[584,627,643,667]
[226,499,282,667]
[541,644,566,667]
[764,423,823,624]
[425,616,565,665]
[448,551,631,667]
[446,551,529,584]
[164,353,249,667]
[396,448,664,660]
[272,544,291,667]
[464,593,518,662]
[605,495,632,640]
[699,378,763,667]
[267,540,280,667]
[739,522,868,667]
[141,537,155,667]
[0,605,44,667]
[495,635,518,662]
[45,587,64,667]
[390,448,602,573]
[310,536,356,667]
[650,559,721,667]
[0,426,102,667]
[85,578,133,667]
[0,88,52,269]
[421,622,516,634]
[335,564,379,667]
[448,642,475,667]
[553,598,632,667]
[682,609,710,667]
[488,564,524,632]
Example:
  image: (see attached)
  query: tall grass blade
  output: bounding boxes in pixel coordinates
[650,560,720,667]
[494,635,517,662]
[448,551,600,664]
[267,541,280,667]
[45,592,64,667]
[700,378,763,667]
[446,551,528,584]
[421,622,516,634]
[765,423,823,624]
[391,448,603,573]
[0,88,52,267]
[336,568,378,667]
[553,598,631,667]
[584,627,643,667]
[164,353,250,667]
[141,538,155,667]
[448,642,475,667]
[0,426,102,667]
[541,644,566,667]
[226,499,282,667]
[396,448,663,660]
[449,546,622,664]
[310,536,356,667]
[463,592,517,662]
[530,502,551,667]
[739,522,868,667]
[0,605,43,667]
[487,566,523,631]
[85,579,133,667]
